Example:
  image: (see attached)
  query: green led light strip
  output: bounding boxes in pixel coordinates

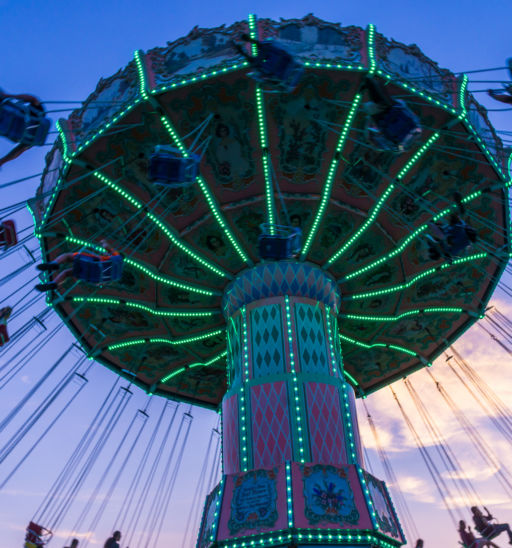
[107,327,224,351]
[376,70,458,115]
[154,61,249,94]
[248,13,276,232]
[458,74,509,183]
[240,306,250,471]
[301,94,362,258]
[158,115,250,264]
[303,60,366,72]
[325,308,339,377]
[326,313,362,387]
[38,122,73,229]
[327,132,440,267]
[248,13,258,57]
[285,461,293,528]
[464,116,508,182]
[134,49,149,100]
[341,380,358,462]
[343,191,483,282]
[367,24,377,75]
[217,529,399,548]
[284,296,305,463]
[343,369,359,387]
[347,252,487,300]
[210,478,224,544]
[91,171,229,278]
[71,296,218,318]
[458,74,468,117]
[340,333,429,362]
[160,350,227,383]
[340,307,465,322]
[75,100,143,156]
[56,119,72,164]
[241,306,250,383]
[357,466,379,528]
[64,235,218,296]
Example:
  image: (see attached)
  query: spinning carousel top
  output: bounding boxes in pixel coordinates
[31,14,510,408]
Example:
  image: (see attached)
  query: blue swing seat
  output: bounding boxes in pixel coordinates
[0,100,50,146]
[371,100,421,151]
[258,224,302,260]
[148,146,199,187]
[72,253,123,284]
[249,41,303,92]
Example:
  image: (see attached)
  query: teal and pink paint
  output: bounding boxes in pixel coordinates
[197,263,405,547]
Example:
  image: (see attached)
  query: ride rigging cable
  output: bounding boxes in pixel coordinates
[362,399,420,543]
[390,386,460,527]
[425,369,512,498]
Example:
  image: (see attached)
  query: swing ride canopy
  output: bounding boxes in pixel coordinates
[31,14,511,409]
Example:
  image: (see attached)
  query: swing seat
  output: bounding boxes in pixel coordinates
[0,100,50,146]
[25,521,51,547]
[0,219,17,248]
[445,224,472,257]
[249,42,303,92]
[374,100,421,150]
[258,224,302,260]
[73,253,124,284]
[149,146,199,186]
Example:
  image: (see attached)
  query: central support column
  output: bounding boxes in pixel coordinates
[196,263,405,548]
[222,262,362,473]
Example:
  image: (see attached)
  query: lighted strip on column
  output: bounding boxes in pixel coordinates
[240,306,250,471]
[284,296,306,463]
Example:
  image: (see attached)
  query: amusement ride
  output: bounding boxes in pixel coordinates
[1,12,512,548]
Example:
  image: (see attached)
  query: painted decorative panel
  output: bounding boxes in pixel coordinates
[362,471,405,543]
[250,381,292,468]
[295,303,329,375]
[305,382,346,465]
[250,304,286,378]
[216,465,288,540]
[197,483,222,548]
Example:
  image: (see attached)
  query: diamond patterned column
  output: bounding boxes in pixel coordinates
[198,262,405,547]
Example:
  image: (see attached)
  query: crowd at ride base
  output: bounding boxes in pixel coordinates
[1,38,511,548]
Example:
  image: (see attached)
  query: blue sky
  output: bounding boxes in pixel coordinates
[0,0,511,546]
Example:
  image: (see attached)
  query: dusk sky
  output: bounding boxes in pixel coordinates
[1,1,511,547]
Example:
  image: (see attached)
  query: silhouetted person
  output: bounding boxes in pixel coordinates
[471,506,512,544]
[104,531,121,548]
[458,519,499,547]
[36,239,123,292]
